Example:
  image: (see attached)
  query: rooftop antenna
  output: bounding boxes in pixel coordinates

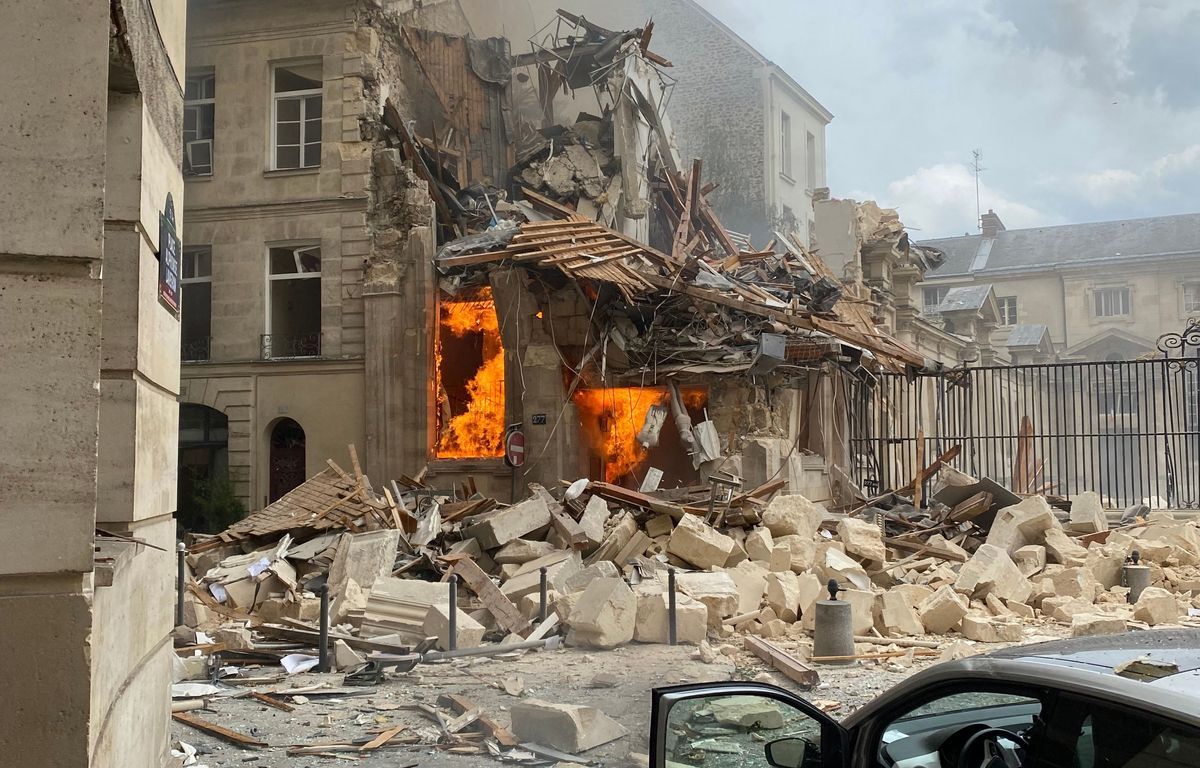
[970,148,985,231]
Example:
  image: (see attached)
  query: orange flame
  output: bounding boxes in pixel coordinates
[573,386,708,482]
[436,289,506,459]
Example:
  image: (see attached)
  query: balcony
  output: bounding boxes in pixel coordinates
[261,333,321,360]
[181,336,212,362]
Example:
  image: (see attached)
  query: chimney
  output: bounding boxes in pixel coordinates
[980,209,1005,238]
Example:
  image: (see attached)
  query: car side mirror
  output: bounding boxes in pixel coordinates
[765,736,813,768]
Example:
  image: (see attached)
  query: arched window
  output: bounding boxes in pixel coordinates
[269,418,306,502]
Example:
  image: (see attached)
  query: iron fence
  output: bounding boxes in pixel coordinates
[849,347,1200,509]
[181,336,211,362]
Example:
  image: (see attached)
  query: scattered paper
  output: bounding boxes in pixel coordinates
[171,682,223,698]
[170,741,199,766]
[281,654,320,675]
[208,583,227,603]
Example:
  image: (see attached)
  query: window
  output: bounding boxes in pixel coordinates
[779,111,793,178]
[265,245,321,359]
[805,131,816,192]
[1046,696,1200,768]
[181,246,212,361]
[923,286,949,315]
[183,72,215,176]
[1184,283,1200,314]
[997,296,1018,326]
[882,689,1044,768]
[1094,286,1131,317]
[272,61,323,170]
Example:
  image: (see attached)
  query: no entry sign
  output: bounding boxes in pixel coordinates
[505,429,526,467]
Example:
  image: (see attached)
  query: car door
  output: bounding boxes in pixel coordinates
[651,682,849,768]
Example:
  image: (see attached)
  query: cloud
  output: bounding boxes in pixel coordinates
[1151,144,1200,178]
[878,163,1059,238]
[1078,169,1142,206]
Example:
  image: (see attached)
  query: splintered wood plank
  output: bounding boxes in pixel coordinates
[249,691,295,712]
[442,554,530,635]
[439,693,518,747]
[743,637,820,690]
[173,712,268,748]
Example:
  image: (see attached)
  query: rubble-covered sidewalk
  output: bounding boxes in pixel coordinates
[171,439,1200,764]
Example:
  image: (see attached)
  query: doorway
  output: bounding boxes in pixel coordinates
[268,418,306,502]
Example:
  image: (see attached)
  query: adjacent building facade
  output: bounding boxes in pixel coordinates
[0,0,186,764]
[918,210,1200,363]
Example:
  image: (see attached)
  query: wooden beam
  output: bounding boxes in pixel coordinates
[743,636,820,689]
[441,554,531,635]
[440,693,518,747]
[173,713,268,748]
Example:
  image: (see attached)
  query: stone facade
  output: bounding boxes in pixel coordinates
[919,211,1200,362]
[0,1,186,765]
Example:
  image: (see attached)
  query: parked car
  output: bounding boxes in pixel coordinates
[651,629,1200,768]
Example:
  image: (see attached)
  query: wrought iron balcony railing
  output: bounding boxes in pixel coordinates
[261,332,321,360]
[180,336,212,362]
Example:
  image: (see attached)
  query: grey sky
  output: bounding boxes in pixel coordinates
[699,0,1200,238]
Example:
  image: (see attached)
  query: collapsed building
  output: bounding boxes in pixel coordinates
[179,3,940,517]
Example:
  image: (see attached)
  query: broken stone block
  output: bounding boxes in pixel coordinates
[562,561,621,594]
[677,571,740,627]
[634,588,707,644]
[819,547,871,591]
[961,614,1023,643]
[501,551,582,602]
[464,496,552,550]
[333,639,365,671]
[709,696,785,729]
[796,572,823,620]
[519,589,558,620]
[1084,548,1125,589]
[578,496,610,551]
[1142,523,1200,566]
[1044,529,1089,567]
[510,699,629,752]
[764,571,801,622]
[772,535,815,573]
[762,494,824,539]
[918,586,969,634]
[956,544,1033,604]
[1049,567,1099,602]
[495,539,558,565]
[759,619,790,638]
[877,590,925,636]
[745,527,775,562]
[986,496,1061,554]
[925,535,971,561]
[891,583,934,608]
[728,561,769,615]
[1044,596,1093,623]
[765,545,791,573]
[667,514,737,570]
[840,588,877,635]
[985,594,1011,616]
[214,625,253,651]
[1133,586,1180,626]
[1068,491,1108,534]
[566,578,637,649]
[551,590,582,622]
[1071,614,1127,637]
[837,517,886,563]
[644,514,674,539]
[1007,600,1035,619]
[423,604,487,650]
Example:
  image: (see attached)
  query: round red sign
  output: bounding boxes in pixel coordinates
[505,429,526,467]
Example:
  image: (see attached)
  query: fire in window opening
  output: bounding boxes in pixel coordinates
[435,287,506,458]
[573,386,708,484]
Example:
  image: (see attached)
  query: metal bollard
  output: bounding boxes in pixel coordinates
[176,542,187,628]
[317,584,331,672]
[813,580,854,665]
[1125,550,1150,604]
[448,574,459,652]
[668,567,678,646]
[538,567,549,622]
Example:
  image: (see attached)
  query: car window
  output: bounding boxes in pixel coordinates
[1047,698,1200,768]
[879,689,1045,768]
[662,693,824,768]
